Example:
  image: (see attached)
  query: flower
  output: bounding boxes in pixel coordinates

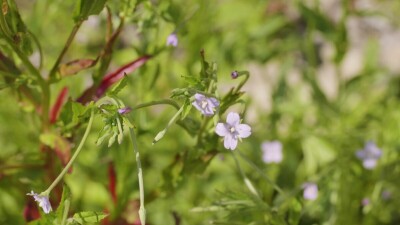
[231,71,239,79]
[261,141,283,164]
[303,183,318,200]
[27,191,52,214]
[356,141,382,169]
[192,93,219,116]
[361,198,370,206]
[166,33,178,47]
[118,107,132,115]
[215,112,251,150]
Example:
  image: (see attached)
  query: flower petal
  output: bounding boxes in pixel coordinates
[236,124,251,138]
[194,93,205,101]
[215,123,228,136]
[192,101,203,112]
[363,159,377,169]
[209,97,220,107]
[226,112,240,126]
[355,150,366,159]
[303,183,318,200]
[224,135,238,150]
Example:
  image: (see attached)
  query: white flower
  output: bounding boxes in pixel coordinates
[261,141,283,164]
[166,33,178,47]
[27,191,52,214]
[303,183,318,201]
[215,112,251,150]
[192,93,219,116]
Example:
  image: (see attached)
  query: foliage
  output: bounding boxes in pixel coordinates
[1,0,400,225]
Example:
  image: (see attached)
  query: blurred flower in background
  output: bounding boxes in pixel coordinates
[261,141,283,164]
[356,141,382,170]
[166,33,178,47]
[303,183,318,201]
[361,198,370,206]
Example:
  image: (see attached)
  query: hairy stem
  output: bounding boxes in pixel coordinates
[43,109,94,195]
[129,127,146,225]
[49,21,83,81]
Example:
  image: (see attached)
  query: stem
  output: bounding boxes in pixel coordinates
[61,199,70,225]
[128,127,146,225]
[0,6,50,129]
[152,106,184,144]
[231,151,261,199]
[237,150,285,196]
[132,99,180,111]
[43,109,94,194]
[48,21,83,81]
[196,116,211,145]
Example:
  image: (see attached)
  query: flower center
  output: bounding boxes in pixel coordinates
[230,126,236,133]
[201,100,208,109]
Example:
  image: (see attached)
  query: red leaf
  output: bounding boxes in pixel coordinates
[24,198,40,222]
[50,87,69,124]
[77,55,151,104]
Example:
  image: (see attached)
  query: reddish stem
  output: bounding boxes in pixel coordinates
[49,87,69,124]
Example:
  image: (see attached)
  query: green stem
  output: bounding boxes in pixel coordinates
[0,5,50,129]
[196,116,211,145]
[132,99,180,111]
[61,199,70,225]
[48,21,83,81]
[152,106,184,144]
[237,150,285,196]
[128,127,146,225]
[231,151,261,199]
[43,109,94,195]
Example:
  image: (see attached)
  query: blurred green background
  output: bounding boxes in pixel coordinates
[2,0,400,224]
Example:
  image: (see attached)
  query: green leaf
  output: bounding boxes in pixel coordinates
[72,211,108,224]
[287,199,302,225]
[39,132,58,148]
[181,99,192,120]
[56,185,72,224]
[302,136,336,176]
[3,0,34,55]
[108,74,128,96]
[73,0,107,22]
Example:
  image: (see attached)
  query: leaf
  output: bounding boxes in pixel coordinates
[108,74,128,96]
[2,0,34,55]
[56,185,72,223]
[73,0,107,22]
[181,100,192,120]
[59,59,96,76]
[72,211,108,224]
[77,55,151,104]
[302,136,336,176]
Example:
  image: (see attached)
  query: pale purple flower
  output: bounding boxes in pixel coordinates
[118,107,132,115]
[192,93,219,116]
[215,112,251,150]
[166,33,178,47]
[356,141,382,169]
[362,198,370,206]
[303,183,318,200]
[27,191,52,214]
[261,141,283,164]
